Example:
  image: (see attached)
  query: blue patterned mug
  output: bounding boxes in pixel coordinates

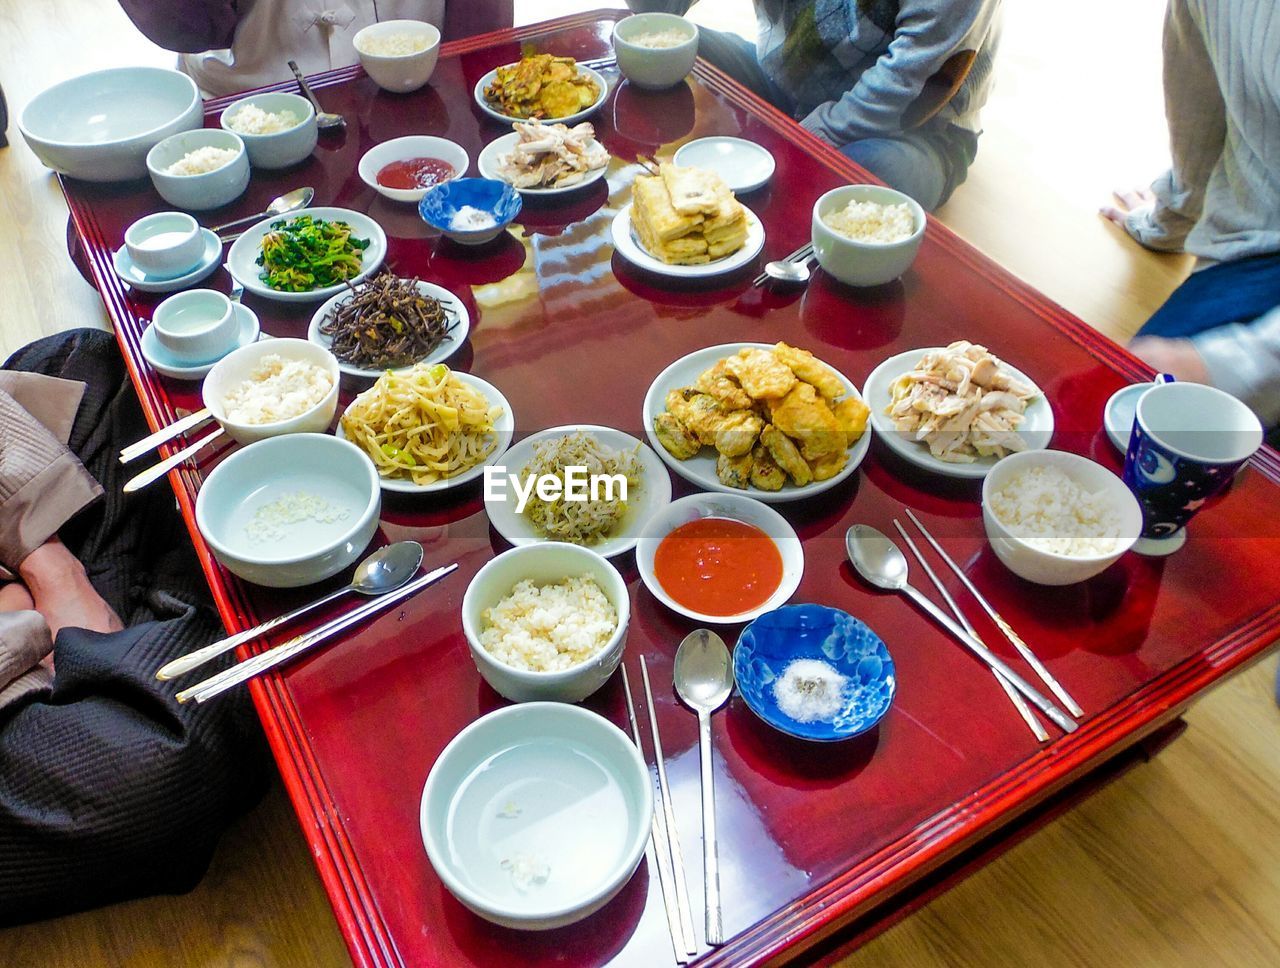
[1122,382,1263,556]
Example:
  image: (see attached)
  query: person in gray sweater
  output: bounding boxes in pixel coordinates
[625,0,1002,211]
[1102,0,1280,427]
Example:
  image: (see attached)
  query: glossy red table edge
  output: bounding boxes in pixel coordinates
[59,12,1280,968]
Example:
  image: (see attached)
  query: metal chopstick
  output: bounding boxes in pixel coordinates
[622,665,692,963]
[893,521,1049,742]
[640,655,698,955]
[123,426,225,493]
[905,509,1085,718]
[120,407,214,463]
[175,564,457,703]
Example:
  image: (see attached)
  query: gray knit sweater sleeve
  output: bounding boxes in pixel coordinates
[1194,308,1280,426]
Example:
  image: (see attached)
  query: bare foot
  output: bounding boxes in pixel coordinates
[0,581,35,612]
[18,539,124,639]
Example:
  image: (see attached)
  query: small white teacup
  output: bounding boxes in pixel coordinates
[152,289,238,364]
[124,212,204,279]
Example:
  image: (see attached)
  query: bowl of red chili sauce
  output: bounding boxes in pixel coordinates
[358,135,469,203]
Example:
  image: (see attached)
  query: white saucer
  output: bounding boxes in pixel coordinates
[1104,383,1150,453]
[112,228,223,293]
[673,137,775,194]
[140,303,261,379]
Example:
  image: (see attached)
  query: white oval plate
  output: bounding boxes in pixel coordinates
[336,371,514,493]
[484,424,672,559]
[226,207,387,303]
[673,137,775,194]
[611,204,764,280]
[862,348,1054,479]
[308,279,470,380]
[642,342,871,503]
[473,64,608,127]
[476,130,610,197]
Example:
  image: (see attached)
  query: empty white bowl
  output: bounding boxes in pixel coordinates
[812,184,926,287]
[124,212,206,279]
[202,338,341,446]
[354,20,442,93]
[635,492,804,625]
[19,67,203,182]
[420,702,652,930]
[152,289,238,364]
[220,93,318,169]
[195,433,381,588]
[358,135,468,204]
[461,544,630,703]
[613,13,698,90]
[981,449,1143,586]
[146,128,250,211]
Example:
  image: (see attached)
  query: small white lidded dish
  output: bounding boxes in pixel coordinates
[124,211,206,279]
[151,289,239,365]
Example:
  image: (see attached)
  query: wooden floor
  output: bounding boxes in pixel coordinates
[3,1,1279,966]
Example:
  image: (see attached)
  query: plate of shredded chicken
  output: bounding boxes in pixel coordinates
[862,342,1054,479]
[478,122,610,195]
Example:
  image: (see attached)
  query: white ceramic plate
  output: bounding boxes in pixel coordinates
[862,348,1055,479]
[307,280,470,380]
[1104,382,1152,453]
[483,425,672,558]
[112,228,222,293]
[642,342,871,503]
[336,371,514,494]
[611,204,765,279]
[140,302,260,380]
[476,130,609,197]
[473,64,608,127]
[673,136,775,194]
[226,207,387,303]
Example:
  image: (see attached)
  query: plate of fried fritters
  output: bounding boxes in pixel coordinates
[643,342,872,502]
[475,55,607,126]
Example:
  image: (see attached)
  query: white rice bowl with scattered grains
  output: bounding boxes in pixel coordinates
[479,576,618,672]
[822,198,916,244]
[988,464,1125,557]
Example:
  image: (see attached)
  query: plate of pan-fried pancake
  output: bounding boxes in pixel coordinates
[611,163,765,277]
[642,342,872,502]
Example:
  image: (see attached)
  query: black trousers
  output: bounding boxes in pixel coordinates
[0,329,269,926]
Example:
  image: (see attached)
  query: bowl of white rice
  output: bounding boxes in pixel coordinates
[353,20,441,93]
[461,543,630,703]
[219,92,317,170]
[613,13,698,90]
[981,450,1143,585]
[811,184,925,287]
[203,337,340,445]
[146,128,249,211]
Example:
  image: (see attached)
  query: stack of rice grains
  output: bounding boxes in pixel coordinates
[631,163,747,265]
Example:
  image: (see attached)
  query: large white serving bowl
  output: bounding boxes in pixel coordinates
[420,702,652,930]
[354,20,442,93]
[635,492,804,625]
[981,449,1142,586]
[19,67,203,182]
[146,128,250,211]
[357,135,468,204]
[196,433,381,588]
[203,338,341,446]
[461,544,630,703]
[811,184,926,287]
[219,92,318,169]
[613,13,699,90]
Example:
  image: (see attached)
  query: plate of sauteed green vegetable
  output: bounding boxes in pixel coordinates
[227,207,387,302]
[307,272,470,379]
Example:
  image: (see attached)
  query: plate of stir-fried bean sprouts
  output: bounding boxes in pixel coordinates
[308,272,470,379]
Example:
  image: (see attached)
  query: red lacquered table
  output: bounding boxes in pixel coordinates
[59,11,1280,968]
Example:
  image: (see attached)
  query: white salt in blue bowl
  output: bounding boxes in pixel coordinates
[418,177,522,245]
[734,604,895,741]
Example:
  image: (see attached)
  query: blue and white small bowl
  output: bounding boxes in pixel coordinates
[418,177,522,245]
[734,604,895,742]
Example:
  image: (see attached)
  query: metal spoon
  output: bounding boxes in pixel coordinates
[156,541,424,680]
[763,254,815,286]
[210,186,315,235]
[844,525,1077,734]
[289,60,346,131]
[673,629,734,946]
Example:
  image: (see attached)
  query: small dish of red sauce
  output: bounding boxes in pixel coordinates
[376,156,455,190]
[653,517,783,618]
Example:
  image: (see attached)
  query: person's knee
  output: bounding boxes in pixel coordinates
[841,137,947,211]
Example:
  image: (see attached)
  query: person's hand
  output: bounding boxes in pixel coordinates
[1129,336,1211,384]
[1100,187,1155,227]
